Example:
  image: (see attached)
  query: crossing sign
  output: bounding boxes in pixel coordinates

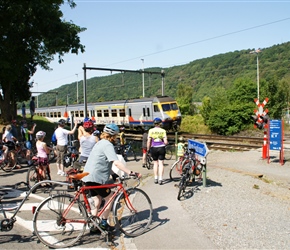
[187,139,209,158]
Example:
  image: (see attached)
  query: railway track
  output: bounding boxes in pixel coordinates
[125,133,264,152]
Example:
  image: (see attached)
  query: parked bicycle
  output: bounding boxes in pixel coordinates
[0,181,31,232]
[122,140,137,162]
[33,172,153,248]
[165,144,173,160]
[176,148,204,201]
[63,144,79,168]
[145,151,153,170]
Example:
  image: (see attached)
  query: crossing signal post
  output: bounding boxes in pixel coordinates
[253,98,269,159]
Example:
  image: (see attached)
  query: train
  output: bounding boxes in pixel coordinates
[32,96,182,131]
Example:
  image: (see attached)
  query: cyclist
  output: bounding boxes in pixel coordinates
[177,136,186,158]
[147,117,168,185]
[35,131,51,185]
[142,126,149,168]
[82,123,141,234]
[55,119,77,176]
[78,120,99,163]
[20,120,36,166]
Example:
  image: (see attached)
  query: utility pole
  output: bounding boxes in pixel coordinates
[141,59,145,97]
[75,73,79,103]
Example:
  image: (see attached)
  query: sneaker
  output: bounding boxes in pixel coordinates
[60,172,67,177]
[154,179,158,184]
[100,221,115,232]
[90,227,101,235]
[158,180,163,185]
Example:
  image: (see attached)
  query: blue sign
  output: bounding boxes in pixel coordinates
[187,139,209,157]
[269,120,282,150]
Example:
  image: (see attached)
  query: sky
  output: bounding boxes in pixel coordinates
[31,0,290,94]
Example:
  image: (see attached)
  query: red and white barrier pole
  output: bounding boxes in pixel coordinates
[262,129,267,159]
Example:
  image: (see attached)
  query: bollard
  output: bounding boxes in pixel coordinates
[202,164,207,187]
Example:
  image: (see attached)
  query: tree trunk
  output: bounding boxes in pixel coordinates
[0,84,13,122]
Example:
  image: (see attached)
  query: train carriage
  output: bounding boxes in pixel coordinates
[33,96,182,131]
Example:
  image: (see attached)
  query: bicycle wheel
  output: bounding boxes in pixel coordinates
[26,165,52,191]
[113,188,153,237]
[146,154,153,170]
[177,175,187,201]
[125,148,137,162]
[33,194,87,249]
[165,146,173,160]
[169,160,183,181]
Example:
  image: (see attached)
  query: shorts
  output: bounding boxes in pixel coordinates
[85,182,111,198]
[150,147,166,161]
[30,110,35,116]
[25,141,32,150]
[38,157,48,166]
[56,145,67,165]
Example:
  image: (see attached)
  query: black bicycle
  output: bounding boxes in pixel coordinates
[177,148,204,201]
[122,141,137,162]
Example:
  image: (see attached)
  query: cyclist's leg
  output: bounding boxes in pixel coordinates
[113,188,153,237]
[33,194,87,248]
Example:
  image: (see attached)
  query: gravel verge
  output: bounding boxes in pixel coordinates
[181,149,290,250]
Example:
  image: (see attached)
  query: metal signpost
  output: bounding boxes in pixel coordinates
[268,119,284,165]
[187,139,209,187]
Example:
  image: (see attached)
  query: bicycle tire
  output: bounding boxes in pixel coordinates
[177,175,187,201]
[2,151,16,172]
[113,188,153,237]
[26,165,51,190]
[169,160,183,181]
[165,146,173,160]
[146,154,153,170]
[33,194,87,249]
[125,148,137,162]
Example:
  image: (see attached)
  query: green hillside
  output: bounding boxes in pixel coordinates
[36,41,290,107]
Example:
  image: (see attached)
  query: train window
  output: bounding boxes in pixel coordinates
[143,108,146,117]
[74,111,79,117]
[50,112,53,118]
[97,110,102,117]
[120,109,125,117]
[129,108,132,117]
[161,103,170,111]
[147,107,150,116]
[111,109,117,117]
[153,105,159,112]
[104,109,109,117]
[58,112,61,117]
[171,102,179,110]
[91,110,95,117]
[80,111,84,118]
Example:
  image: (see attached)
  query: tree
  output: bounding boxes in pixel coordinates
[0,0,85,122]
[176,83,195,115]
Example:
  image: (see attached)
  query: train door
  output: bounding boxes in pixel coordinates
[142,105,151,124]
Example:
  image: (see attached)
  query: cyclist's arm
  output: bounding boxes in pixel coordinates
[112,159,141,178]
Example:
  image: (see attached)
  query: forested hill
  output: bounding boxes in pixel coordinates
[37,41,290,107]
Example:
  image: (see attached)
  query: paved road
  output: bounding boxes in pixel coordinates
[2,148,289,250]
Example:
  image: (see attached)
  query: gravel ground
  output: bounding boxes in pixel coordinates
[181,149,290,250]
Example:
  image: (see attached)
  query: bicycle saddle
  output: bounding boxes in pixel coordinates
[68,172,89,180]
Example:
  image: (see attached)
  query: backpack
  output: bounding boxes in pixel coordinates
[51,132,57,145]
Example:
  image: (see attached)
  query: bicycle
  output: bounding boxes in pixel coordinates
[33,172,153,249]
[165,144,173,160]
[145,152,153,170]
[122,140,137,162]
[177,148,204,201]
[26,156,52,192]
[0,181,32,232]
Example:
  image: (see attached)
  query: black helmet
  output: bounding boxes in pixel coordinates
[58,119,66,126]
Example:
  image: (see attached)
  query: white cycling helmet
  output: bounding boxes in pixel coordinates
[103,123,120,135]
[36,131,46,139]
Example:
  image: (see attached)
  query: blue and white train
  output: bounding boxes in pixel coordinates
[33,96,182,131]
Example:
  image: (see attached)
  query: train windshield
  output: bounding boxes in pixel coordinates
[161,102,179,111]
